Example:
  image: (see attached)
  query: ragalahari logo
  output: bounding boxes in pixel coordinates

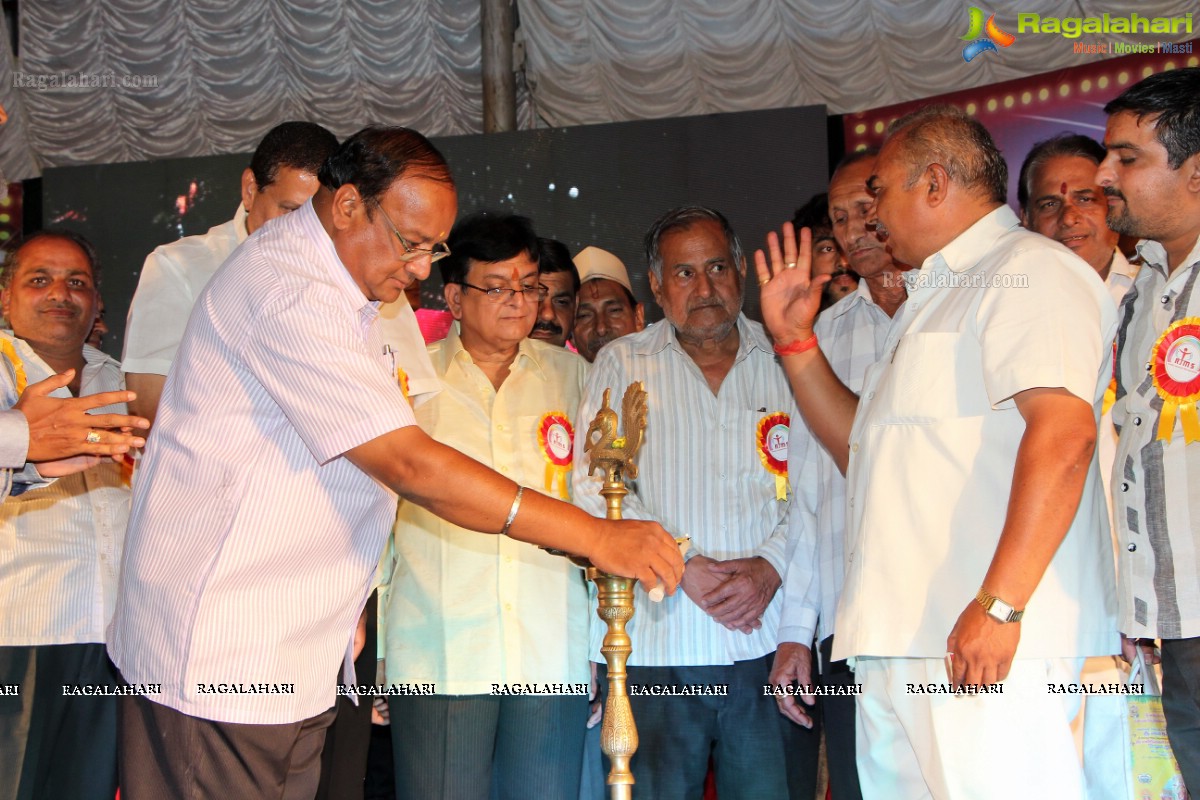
[961,7,1016,62]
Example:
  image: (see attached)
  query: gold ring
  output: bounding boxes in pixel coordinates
[86,430,101,444]
[758,277,770,287]
[785,262,797,269]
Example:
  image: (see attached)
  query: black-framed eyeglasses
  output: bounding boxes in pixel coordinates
[455,281,544,302]
[373,202,451,263]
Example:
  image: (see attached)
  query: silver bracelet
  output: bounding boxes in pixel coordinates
[500,486,524,535]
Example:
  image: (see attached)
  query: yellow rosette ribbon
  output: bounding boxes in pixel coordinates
[1101,341,1117,418]
[395,366,411,406]
[756,412,790,501]
[538,412,574,499]
[0,337,27,395]
[1151,318,1200,444]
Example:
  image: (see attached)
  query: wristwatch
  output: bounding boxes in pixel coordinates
[975,587,1024,623]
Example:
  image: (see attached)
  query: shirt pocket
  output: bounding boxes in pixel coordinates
[872,331,974,422]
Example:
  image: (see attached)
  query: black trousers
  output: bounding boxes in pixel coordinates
[315,591,378,800]
[0,642,119,800]
[599,652,820,800]
[118,692,336,800]
[818,635,863,800]
[1161,636,1200,794]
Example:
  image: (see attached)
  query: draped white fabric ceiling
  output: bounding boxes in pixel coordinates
[0,0,1193,181]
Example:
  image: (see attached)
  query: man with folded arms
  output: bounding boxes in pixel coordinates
[576,206,817,799]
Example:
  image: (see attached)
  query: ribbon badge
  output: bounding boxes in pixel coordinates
[538,412,575,498]
[0,337,28,395]
[1151,317,1200,444]
[396,366,412,406]
[756,412,790,500]
[1101,341,1118,418]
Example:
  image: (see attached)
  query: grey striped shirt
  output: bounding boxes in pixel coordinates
[1114,238,1200,640]
[573,315,798,666]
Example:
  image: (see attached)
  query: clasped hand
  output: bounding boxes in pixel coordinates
[681,555,780,634]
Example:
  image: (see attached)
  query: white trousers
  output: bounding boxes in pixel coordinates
[855,656,1085,800]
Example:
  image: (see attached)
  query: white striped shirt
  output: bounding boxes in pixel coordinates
[123,204,441,407]
[109,202,417,725]
[778,281,895,649]
[0,351,44,501]
[573,315,798,666]
[1113,237,1200,640]
[1,336,129,645]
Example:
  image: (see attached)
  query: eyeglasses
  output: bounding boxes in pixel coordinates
[455,281,545,302]
[373,202,451,263]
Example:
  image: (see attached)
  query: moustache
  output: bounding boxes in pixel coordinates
[830,267,859,281]
[532,320,563,335]
[39,302,81,315]
[1103,186,1126,202]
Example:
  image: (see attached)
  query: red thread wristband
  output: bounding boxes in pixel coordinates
[773,333,819,356]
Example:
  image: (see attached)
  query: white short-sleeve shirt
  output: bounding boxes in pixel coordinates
[834,206,1118,662]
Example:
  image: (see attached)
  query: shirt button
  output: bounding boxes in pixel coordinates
[851,443,859,453]
[499,465,510,474]
[1128,543,1137,552]
[849,498,855,509]
[1161,295,1171,305]
[505,556,513,563]
[1122,482,1130,492]
[504,603,513,611]
[865,392,875,400]
[1133,417,1142,426]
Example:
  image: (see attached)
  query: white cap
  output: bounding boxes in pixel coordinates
[573,246,632,293]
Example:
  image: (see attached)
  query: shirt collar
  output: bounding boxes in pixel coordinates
[443,323,548,381]
[925,205,1018,275]
[2,334,117,382]
[290,200,380,316]
[233,203,249,243]
[1107,248,1139,283]
[1136,234,1200,280]
[633,313,765,361]
[828,278,876,322]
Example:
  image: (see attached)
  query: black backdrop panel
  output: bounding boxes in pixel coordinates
[42,105,827,357]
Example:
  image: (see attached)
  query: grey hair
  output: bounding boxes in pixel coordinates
[885,105,1008,203]
[643,206,744,280]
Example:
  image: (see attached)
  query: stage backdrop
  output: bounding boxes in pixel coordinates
[843,41,1200,209]
[42,105,828,358]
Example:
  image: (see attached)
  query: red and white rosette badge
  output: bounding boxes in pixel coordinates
[756,412,790,500]
[538,412,575,498]
[1152,318,1200,444]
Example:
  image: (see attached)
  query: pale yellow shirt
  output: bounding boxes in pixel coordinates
[384,326,591,694]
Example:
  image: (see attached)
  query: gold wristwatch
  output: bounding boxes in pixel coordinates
[975,587,1024,623]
